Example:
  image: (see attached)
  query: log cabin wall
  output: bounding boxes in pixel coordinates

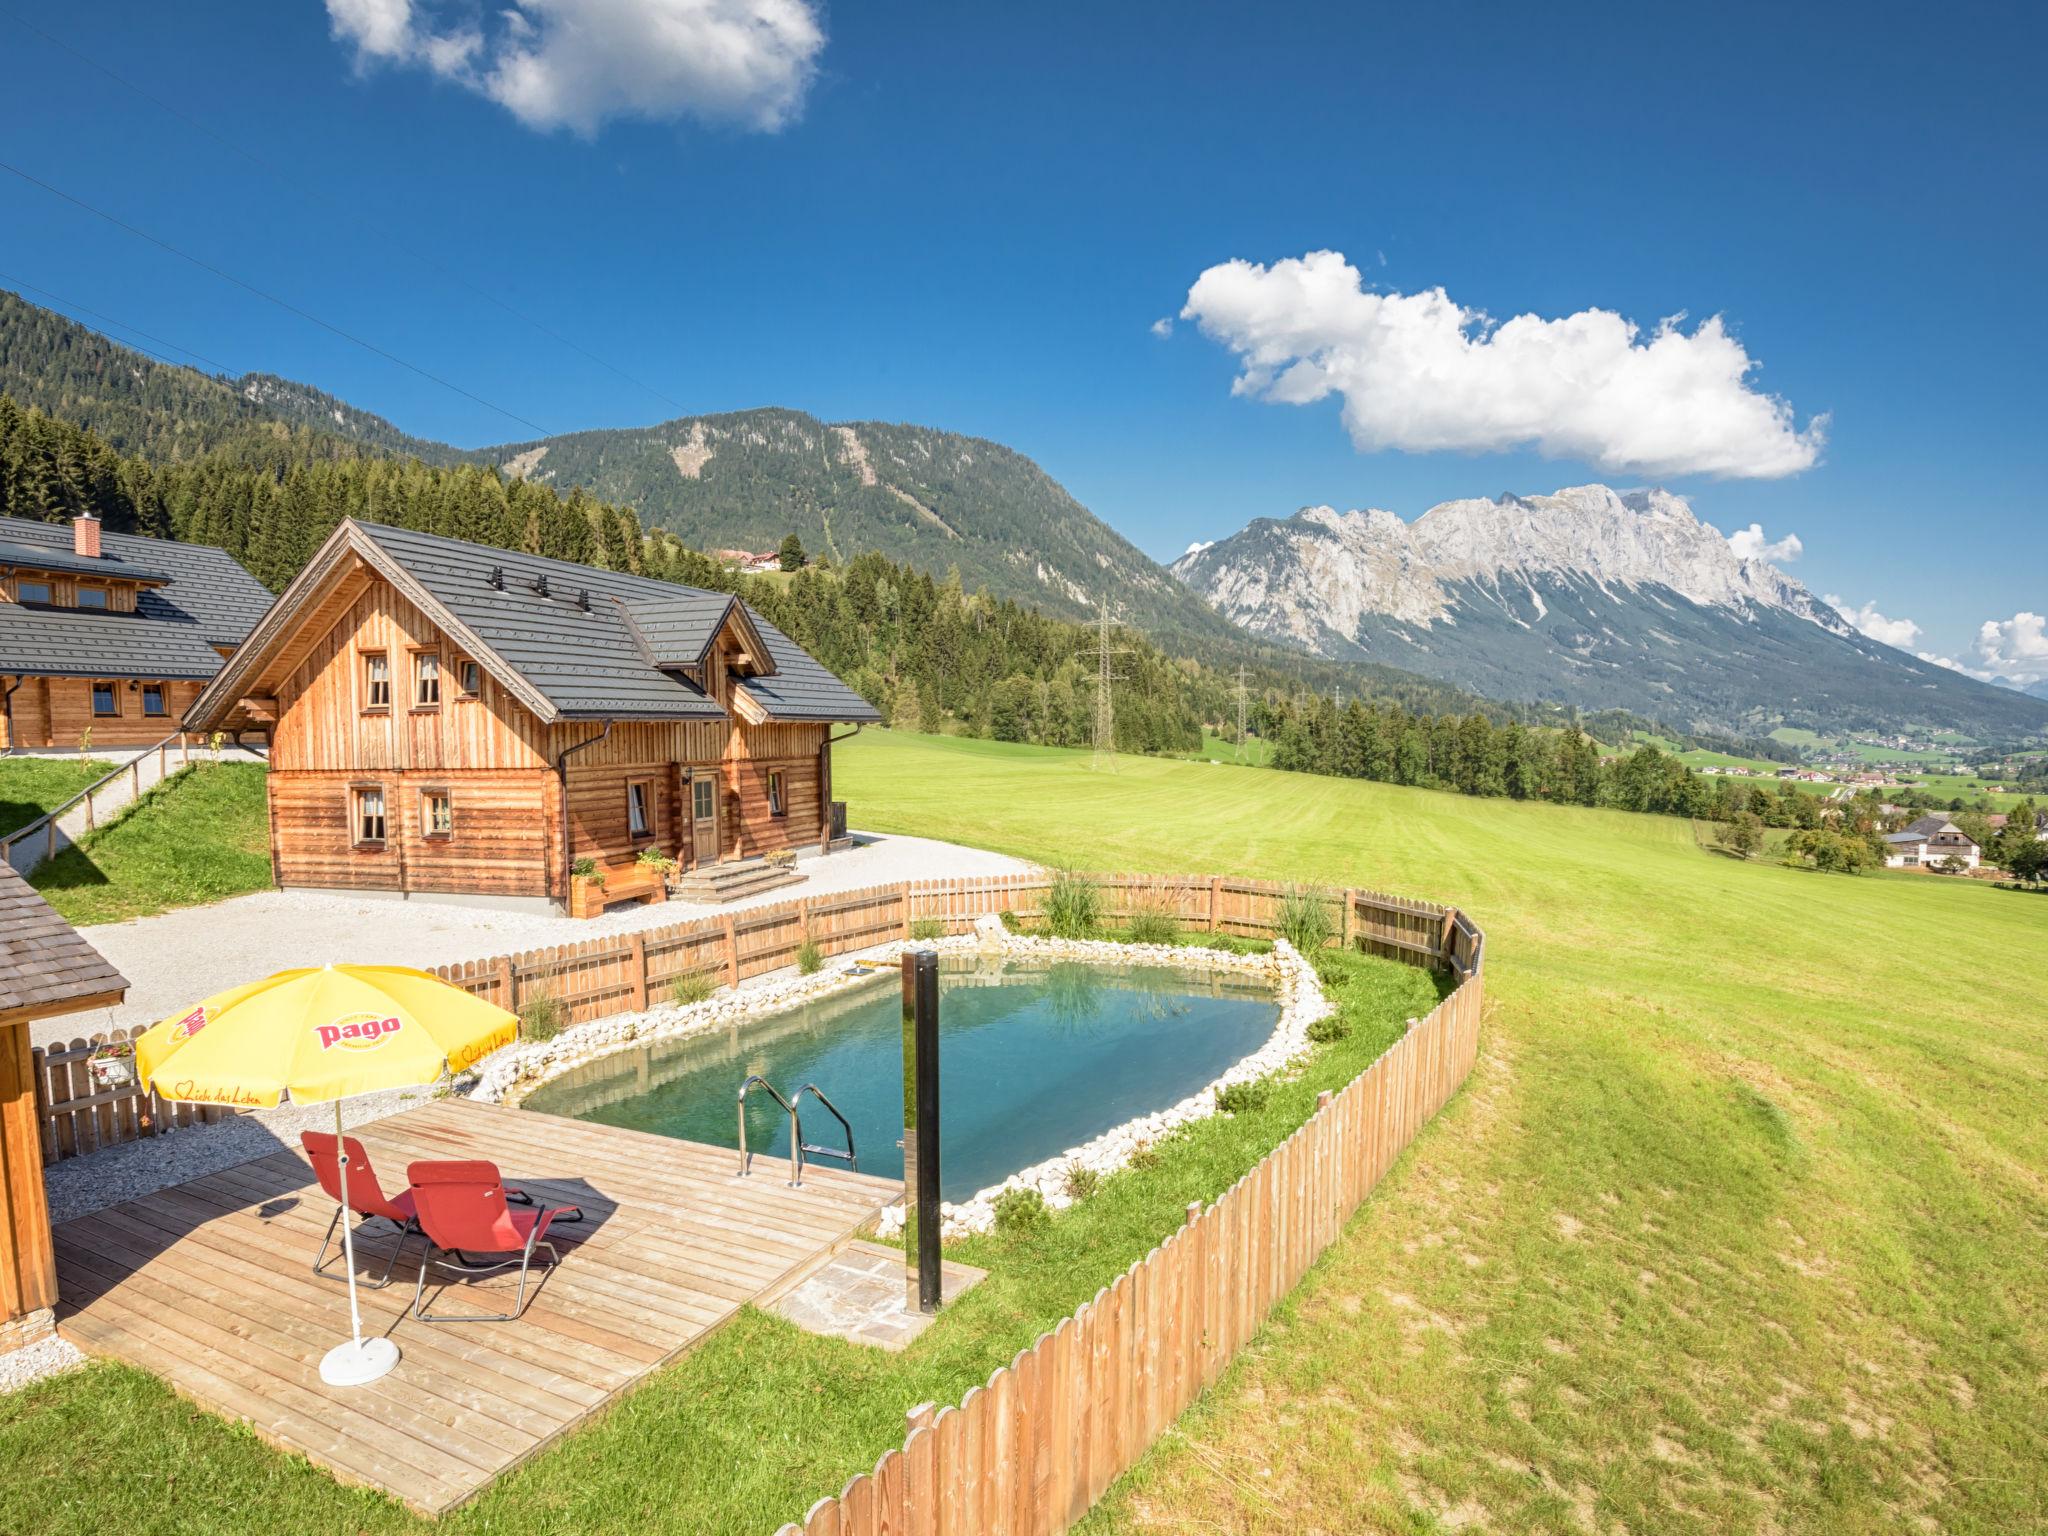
[267,579,562,897]
[0,676,204,750]
[271,583,553,773]
[268,769,556,898]
[722,720,828,859]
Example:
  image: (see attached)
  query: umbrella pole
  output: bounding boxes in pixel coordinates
[336,1098,364,1350]
[318,1097,400,1387]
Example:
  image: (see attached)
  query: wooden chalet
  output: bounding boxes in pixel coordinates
[186,519,882,911]
[0,860,127,1352]
[0,512,272,750]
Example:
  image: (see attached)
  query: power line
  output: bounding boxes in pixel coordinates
[0,7,687,418]
[0,269,242,376]
[0,157,553,439]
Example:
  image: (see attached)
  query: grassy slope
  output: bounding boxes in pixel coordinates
[830,732,2045,1535]
[0,756,112,838]
[29,761,272,925]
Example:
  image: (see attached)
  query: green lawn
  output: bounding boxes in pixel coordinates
[8,731,2043,1534]
[28,760,273,924]
[0,755,113,838]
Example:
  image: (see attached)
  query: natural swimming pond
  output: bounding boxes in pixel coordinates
[520,957,1281,1201]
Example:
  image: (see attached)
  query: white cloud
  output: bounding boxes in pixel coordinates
[1975,610,2048,685]
[1179,249,1826,480]
[1182,539,1214,557]
[325,0,825,135]
[1917,650,1993,680]
[1149,317,1174,339]
[1824,595,1923,650]
[1727,522,1803,564]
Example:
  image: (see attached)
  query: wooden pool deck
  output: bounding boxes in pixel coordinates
[50,1097,901,1516]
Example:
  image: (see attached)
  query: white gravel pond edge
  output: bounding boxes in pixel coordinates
[474,920,1336,1239]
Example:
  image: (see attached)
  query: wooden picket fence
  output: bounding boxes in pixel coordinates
[762,879,1486,1536]
[30,1026,236,1164]
[424,870,1466,1028]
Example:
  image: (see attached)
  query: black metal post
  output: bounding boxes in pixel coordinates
[901,949,942,1313]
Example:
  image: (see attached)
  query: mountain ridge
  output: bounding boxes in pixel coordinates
[1172,485,2048,741]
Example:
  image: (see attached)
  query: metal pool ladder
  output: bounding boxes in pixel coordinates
[737,1075,858,1187]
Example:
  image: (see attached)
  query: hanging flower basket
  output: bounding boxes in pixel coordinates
[89,1042,137,1090]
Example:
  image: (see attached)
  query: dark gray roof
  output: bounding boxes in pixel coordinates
[1882,831,1927,845]
[0,601,227,679]
[0,537,169,585]
[619,589,735,668]
[740,613,884,722]
[0,515,272,651]
[0,860,127,1019]
[352,522,879,724]
[1902,812,1956,838]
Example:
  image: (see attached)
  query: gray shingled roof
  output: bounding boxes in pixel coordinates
[619,590,735,668]
[0,537,170,585]
[740,614,885,722]
[353,522,880,724]
[0,860,127,1019]
[0,601,227,679]
[0,515,272,651]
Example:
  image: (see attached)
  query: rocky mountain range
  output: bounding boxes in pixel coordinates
[1172,485,2048,740]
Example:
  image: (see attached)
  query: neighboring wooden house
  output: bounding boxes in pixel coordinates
[187,519,881,911]
[0,861,127,1351]
[0,512,273,750]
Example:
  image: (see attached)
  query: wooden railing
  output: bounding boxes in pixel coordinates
[30,1025,238,1164]
[1,732,196,874]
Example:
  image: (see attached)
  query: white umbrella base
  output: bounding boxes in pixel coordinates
[319,1335,399,1387]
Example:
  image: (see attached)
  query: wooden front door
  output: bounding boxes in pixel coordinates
[691,775,719,863]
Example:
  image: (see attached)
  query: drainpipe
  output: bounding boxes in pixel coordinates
[1,675,20,756]
[821,722,865,849]
[554,720,612,905]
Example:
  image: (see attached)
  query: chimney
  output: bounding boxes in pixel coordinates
[73,512,101,559]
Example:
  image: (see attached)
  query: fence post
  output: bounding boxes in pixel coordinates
[1208,875,1221,933]
[724,913,740,988]
[1340,890,1355,948]
[131,759,141,799]
[628,933,648,1011]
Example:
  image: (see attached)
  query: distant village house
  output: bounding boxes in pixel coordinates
[1882,813,1982,871]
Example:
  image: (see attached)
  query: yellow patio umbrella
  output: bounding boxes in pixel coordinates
[135,963,520,1386]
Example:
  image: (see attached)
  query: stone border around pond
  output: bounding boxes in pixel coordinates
[469,924,1334,1239]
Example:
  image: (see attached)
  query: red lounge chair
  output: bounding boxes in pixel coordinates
[301,1131,420,1289]
[407,1159,582,1323]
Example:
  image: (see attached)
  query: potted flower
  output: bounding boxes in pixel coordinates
[88,1039,136,1090]
[635,847,676,903]
[570,856,608,918]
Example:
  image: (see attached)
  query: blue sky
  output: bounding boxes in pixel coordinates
[1,1,2041,677]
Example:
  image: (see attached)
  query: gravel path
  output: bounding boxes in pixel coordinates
[40,830,1031,1047]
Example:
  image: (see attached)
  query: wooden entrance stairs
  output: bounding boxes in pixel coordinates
[671,856,806,905]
